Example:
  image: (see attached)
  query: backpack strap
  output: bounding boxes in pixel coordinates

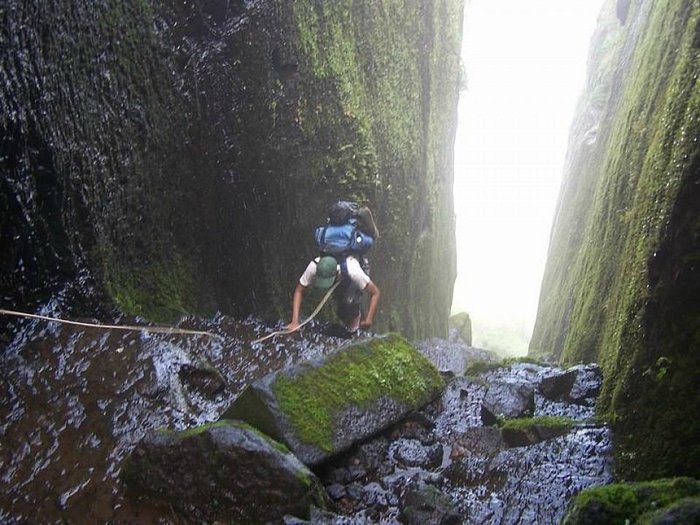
[339,256,350,280]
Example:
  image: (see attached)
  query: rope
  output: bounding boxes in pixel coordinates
[252,280,341,344]
[0,308,223,339]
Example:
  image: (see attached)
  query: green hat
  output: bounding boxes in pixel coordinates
[314,256,338,289]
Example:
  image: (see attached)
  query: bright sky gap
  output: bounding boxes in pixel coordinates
[451,0,607,354]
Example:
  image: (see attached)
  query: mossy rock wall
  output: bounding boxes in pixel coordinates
[0,0,462,338]
[530,0,700,479]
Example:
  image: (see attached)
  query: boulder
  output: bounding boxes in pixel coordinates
[500,417,573,448]
[539,369,578,400]
[481,380,535,425]
[567,364,602,402]
[222,334,445,466]
[121,420,327,524]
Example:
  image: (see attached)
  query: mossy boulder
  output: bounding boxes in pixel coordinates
[120,420,327,524]
[561,477,700,525]
[222,334,445,466]
[500,416,574,448]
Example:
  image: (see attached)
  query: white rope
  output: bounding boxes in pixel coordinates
[0,308,222,339]
[252,280,341,344]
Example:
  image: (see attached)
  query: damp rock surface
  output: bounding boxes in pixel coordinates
[121,420,328,523]
[311,339,614,525]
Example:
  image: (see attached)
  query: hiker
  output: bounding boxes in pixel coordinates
[287,254,381,332]
[287,201,381,332]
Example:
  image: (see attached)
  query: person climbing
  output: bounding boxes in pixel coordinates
[287,254,380,333]
[287,201,381,333]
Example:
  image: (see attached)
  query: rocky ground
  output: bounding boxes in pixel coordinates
[291,335,613,524]
[0,303,613,524]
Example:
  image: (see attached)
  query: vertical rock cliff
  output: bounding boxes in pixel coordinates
[1,0,462,339]
[531,0,700,479]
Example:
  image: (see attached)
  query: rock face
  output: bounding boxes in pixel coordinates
[222,334,445,465]
[0,0,462,339]
[529,0,700,478]
[121,420,327,524]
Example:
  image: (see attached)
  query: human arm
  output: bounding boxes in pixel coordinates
[287,282,306,331]
[360,281,380,329]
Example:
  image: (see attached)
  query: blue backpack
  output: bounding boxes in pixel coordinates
[314,220,374,256]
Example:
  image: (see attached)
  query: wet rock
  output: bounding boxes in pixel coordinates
[448,427,503,461]
[433,377,486,435]
[539,369,577,400]
[401,485,462,525]
[178,359,226,398]
[443,455,492,486]
[416,338,470,377]
[481,380,535,424]
[389,438,443,470]
[356,438,390,475]
[501,423,571,448]
[222,335,445,466]
[121,420,328,523]
[567,364,603,403]
[456,427,614,525]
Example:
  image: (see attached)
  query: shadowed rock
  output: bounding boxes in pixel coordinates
[121,420,327,524]
[222,334,445,466]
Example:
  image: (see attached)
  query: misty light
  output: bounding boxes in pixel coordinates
[452,0,606,354]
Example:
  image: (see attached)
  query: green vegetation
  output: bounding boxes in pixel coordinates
[499,416,573,432]
[272,334,444,452]
[562,478,700,525]
[529,0,700,478]
[465,360,503,377]
[465,355,551,377]
[104,252,198,323]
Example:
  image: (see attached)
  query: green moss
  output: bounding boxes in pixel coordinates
[501,356,552,367]
[157,420,291,455]
[465,360,503,377]
[529,0,700,478]
[636,496,700,525]
[499,416,574,432]
[562,478,700,525]
[272,334,443,452]
[103,251,198,323]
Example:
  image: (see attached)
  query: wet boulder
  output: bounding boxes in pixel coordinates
[222,334,445,466]
[121,420,327,524]
[567,364,602,403]
[539,369,578,400]
[500,416,574,448]
[481,380,535,425]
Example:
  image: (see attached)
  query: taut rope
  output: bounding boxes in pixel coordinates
[0,308,222,339]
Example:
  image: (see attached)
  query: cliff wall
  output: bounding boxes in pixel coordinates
[531,0,700,479]
[1,0,462,339]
